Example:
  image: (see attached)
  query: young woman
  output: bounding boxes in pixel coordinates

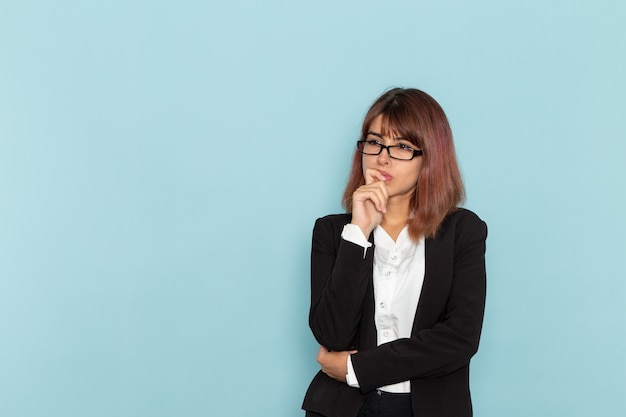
[302,88,487,417]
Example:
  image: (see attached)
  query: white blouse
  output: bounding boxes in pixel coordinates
[341,223,425,393]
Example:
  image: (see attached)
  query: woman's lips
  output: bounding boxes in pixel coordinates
[380,172,393,182]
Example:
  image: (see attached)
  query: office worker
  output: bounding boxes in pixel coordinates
[302,88,487,417]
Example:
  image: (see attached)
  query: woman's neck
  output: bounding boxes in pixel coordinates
[380,198,412,242]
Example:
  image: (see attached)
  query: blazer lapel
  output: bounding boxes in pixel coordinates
[412,233,453,332]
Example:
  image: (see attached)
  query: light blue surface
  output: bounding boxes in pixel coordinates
[1,1,625,416]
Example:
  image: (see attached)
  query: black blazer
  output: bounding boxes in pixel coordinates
[302,209,487,417]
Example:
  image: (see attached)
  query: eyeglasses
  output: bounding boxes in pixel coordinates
[356,140,423,161]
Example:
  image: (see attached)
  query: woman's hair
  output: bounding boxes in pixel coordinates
[342,88,465,240]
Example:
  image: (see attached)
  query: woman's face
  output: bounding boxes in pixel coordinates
[362,115,423,202]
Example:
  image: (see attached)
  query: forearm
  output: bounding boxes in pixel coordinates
[309,238,373,350]
[309,219,375,350]
[351,322,483,391]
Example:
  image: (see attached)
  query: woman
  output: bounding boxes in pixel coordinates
[302,88,487,417]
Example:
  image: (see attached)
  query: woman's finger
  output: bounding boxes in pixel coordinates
[355,182,388,212]
[354,188,385,213]
[364,168,385,185]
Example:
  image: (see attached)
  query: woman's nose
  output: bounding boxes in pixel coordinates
[377,147,391,164]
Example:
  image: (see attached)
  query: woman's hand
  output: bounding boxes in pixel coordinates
[351,168,389,237]
[317,346,358,383]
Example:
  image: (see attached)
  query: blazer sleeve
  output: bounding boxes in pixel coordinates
[351,211,488,392]
[308,216,374,351]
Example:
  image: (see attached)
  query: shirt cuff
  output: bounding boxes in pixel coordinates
[341,224,372,258]
[346,354,360,388]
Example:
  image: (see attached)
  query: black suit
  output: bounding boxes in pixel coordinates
[302,209,487,417]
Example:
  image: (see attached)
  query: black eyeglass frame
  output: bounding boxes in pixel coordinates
[356,140,423,161]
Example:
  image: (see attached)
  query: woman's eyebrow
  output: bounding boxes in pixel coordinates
[366,131,408,142]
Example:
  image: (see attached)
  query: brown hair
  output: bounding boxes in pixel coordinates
[342,88,465,240]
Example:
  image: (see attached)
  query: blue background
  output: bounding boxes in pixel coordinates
[1,1,625,416]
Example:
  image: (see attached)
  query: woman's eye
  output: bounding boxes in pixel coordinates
[399,143,415,151]
[366,139,382,146]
